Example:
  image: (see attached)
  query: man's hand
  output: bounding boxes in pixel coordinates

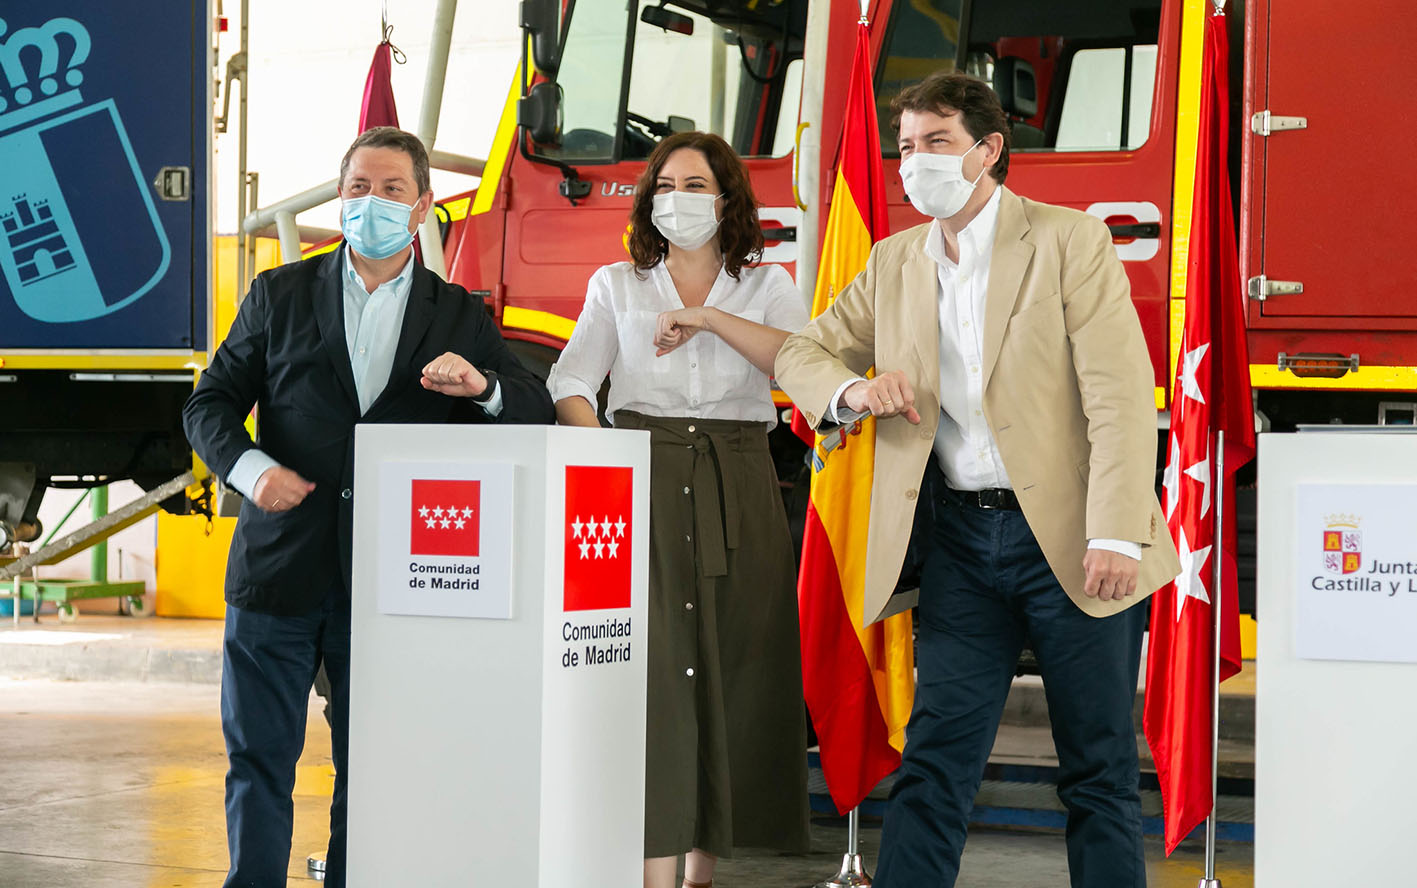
[252,466,316,513]
[1083,549,1140,601]
[841,370,922,424]
[654,307,713,356]
[421,352,488,398]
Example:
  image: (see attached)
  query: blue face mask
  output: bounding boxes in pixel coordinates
[341,194,417,260]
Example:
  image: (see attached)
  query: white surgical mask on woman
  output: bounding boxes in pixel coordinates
[899,139,986,220]
[651,191,721,251]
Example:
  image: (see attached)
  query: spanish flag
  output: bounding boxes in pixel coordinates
[794,18,915,815]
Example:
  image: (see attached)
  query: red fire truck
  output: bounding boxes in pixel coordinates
[443,0,1417,418]
[420,0,1413,614]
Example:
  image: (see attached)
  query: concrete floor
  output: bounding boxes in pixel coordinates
[0,677,1253,888]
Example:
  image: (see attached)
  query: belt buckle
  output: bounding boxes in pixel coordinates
[977,489,1006,510]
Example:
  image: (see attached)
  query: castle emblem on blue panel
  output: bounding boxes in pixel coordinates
[0,16,171,324]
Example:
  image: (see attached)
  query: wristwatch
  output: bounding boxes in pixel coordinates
[472,370,500,405]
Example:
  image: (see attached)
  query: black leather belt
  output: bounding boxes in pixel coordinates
[947,486,1022,511]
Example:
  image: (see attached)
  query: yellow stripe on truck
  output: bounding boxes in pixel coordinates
[1251,363,1417,391]
[0,353,204,371]
[502,305,576,342]
[1167,0,1208,392]
[470,65,525,219]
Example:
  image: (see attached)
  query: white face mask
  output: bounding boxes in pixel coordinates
[899,140,987,220]
[651,191,721,251]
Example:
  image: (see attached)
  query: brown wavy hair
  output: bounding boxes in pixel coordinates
[627,132,764,280]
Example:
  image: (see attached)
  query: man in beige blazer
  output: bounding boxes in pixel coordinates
[775,72,1181,888]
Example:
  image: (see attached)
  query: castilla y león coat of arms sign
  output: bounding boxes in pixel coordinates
[1323,514,1362,575]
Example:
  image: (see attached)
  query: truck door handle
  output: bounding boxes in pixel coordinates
[1107,222,1160,239]
[761,226,796,242]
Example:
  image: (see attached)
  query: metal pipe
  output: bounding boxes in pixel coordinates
[413,0,458,281]
[274,210,302,266]
[428,149,486,178]
[243,179,340,234]
[416,0,458,149]
[41,489,90,549]
[241,153,480,240]
[709,25,726,136]
[90,486,107,583]
[235,0,251,301]
[242,172,259,297]
[418,215,447,280]
[248,222,340,244]
[1198,428,1226,888]
[794,0,831,309]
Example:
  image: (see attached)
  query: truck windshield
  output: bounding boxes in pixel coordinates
[535,0,804,163]
[876,0,1163,154]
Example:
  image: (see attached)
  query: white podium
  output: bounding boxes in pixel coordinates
[1256,430,1417,887]
[347,424,651,887]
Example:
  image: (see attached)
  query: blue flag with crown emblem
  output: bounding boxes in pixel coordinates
[0,8,199,348]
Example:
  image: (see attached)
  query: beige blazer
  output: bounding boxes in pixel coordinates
[775,187,1181,627]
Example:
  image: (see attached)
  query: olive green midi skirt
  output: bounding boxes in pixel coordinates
[615,411,810,859]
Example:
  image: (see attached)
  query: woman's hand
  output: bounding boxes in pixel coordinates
[654,307,715,356]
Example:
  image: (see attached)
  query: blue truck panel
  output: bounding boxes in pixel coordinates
[0,2,207,350]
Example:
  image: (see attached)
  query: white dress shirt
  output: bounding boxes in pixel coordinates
[830,190,1139,559]
[226,246,502,498]
[547,261,808,426]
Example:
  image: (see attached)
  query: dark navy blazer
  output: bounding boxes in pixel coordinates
[183,249,554,615]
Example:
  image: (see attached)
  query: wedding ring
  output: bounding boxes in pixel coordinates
[882,399,894,408]
[273,498,282,507]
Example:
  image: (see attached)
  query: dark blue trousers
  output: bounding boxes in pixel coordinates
[875,487,1147,888]
[221,590,350,888]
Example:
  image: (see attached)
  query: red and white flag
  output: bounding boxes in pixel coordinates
[564,466,632,612]
[1143,8,1256,856]
[410,479,481,557]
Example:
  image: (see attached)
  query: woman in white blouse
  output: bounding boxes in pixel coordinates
[548,132,810,888]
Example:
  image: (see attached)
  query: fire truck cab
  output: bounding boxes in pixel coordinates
[449,0,1178,404]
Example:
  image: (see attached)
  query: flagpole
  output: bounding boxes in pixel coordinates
[1198,428,1225,888]
[815,805,872,888]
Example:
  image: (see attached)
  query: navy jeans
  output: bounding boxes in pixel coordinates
[221,590,350,888]
[875,487,1147,888]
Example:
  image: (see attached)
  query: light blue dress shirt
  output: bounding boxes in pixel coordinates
[226,247,502,498]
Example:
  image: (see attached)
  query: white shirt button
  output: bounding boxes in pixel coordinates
[358,347,366,355]
[685,668,695,677]
[690,362,697,368]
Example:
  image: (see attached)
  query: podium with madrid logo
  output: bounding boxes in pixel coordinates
[345,424,650,886]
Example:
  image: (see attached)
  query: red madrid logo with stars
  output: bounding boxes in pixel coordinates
[409,480,480,557]
[564,465,632,611]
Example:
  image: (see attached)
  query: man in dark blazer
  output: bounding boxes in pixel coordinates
[183,126,554,888]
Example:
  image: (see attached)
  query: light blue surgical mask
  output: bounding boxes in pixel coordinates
[341,194,417,260]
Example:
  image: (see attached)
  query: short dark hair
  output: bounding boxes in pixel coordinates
[339,126,432,195]
[891,72,1011,183]
[627,132,763,280]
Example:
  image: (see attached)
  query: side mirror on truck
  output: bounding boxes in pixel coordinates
[520,0,562,76]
